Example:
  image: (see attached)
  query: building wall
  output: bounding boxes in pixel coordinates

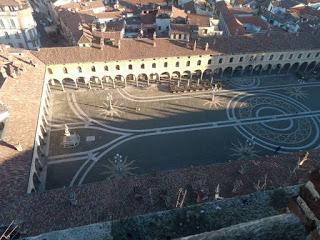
[0,5,40,49]
[45,48,320,84]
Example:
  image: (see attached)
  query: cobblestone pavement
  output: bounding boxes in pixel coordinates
[46,74,320,189]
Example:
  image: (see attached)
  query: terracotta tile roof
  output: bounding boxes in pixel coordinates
[0,149,318,236]
[32,31,320,65]
[140,11,157,24]
[216,1,246,35]
[270,0,302,9]
[171,6,187,19]
[236,16,270,30]
[0,0,27,7]
[170,23,196,33]
[228,6,255,15]
[0,46,46,208]
[290,5,320,18]
[93,10,123,19]
[56,6,96,43]
[59,0,105,12]
[187,13,211,27]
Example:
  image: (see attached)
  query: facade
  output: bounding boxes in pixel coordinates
[0,0,40,49]
[30,31,320,92]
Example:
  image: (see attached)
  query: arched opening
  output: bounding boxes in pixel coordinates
[115,75,125,87]
[213,68,222,78]
[138,73,148,83]
[126,74,136,86]
[89,76,102,89]
[298,62,308,72]
[35,158,43,173]
[202,69,213,81]
[76,77,86,88]
[280,63,291,74]
[233,66,243,77]
[252,64,262,75]
[261,64,272,75]
[160,72,170,83]
[192,70,202,81]
[271,64,281,74]
[48,79,63,91]
[33,172,41,191]
[223,67,233,77]
[62,78,77,89]
[290,62,300,73]
[306,61,316,72]
[171,71,180,81]
[243,65,253,75]
[180,71,191,86]
[149,73,159,83]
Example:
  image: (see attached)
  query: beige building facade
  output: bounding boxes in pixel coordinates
[43,45,320,90]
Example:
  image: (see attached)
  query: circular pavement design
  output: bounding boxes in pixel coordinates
[227,92,320,153]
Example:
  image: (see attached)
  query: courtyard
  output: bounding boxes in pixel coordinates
[45,74,320,190]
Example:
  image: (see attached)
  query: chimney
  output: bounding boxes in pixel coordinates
[267,31,271,37]
[296,31,299,37]
[213,38,216,45]
[205,42,209,51]
[193,40,197,51]
[118,40,121,49]
[153,31,156,40]
[153,40,156,47]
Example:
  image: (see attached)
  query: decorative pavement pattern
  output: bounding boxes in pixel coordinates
[45,75,320,190]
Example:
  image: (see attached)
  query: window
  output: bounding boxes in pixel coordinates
[10,19,16,28]
[306,53,311,58]
[116,65,120,70]
[15,32,20,39]
[197,60,201,66]
[298,54,302,59]
[0,19,4,28]
[279,54,283,60]
[176,62,179,67]
[219,58,223,64]
[158,26,161,30]
[239,57,243,62]
[91,66,96,72]
[289,54,293,59]
[315,52,319,58]
[104,65,108,71]
[141,64,145,69]
[203,29,208,34]
[128,64,133,70]
[260,55,264,61]
[152,63,156,68]
[269,55,274,60]
[48,68,53,74]
[63,67,68,74]
[78,66,82,73]
[18,43,23,48]
[229,57,233,63]
[186,61,190,66]
[4,32,9,39]
[208,59,212,64]
[164,62,168,67]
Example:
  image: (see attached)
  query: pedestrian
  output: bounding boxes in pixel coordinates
[274,146,281,153]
